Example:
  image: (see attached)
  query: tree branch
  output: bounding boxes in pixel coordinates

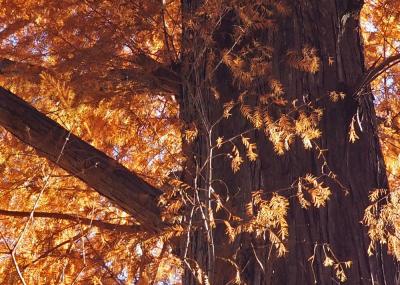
[0,58,43,83]
[0,209,142,233]
[0,87,166,233]
[354,53,400,95]
[0,56,181,95]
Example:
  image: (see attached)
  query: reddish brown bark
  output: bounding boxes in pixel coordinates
[0,0,398,283]
[179,0,398,284]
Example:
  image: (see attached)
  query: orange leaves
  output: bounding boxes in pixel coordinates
[360,2,400,263]
[349,116,360,143]
[223,100,235,118]
[264,108,323,154]
[184,123,198,143]
[241,136,258,161]
[287,46,320,73]
[0,7,183,278]
[297,174,331,209]
[269,79,284,96]
[295,110,322,149]
[309,243,352,283]
[223,191,289,257]
[225,136,258,173]
[230,145,243,173]
[328,90,346,102]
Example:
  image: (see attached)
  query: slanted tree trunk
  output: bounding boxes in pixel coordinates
[0,87,164,233]
[179,0,398,284]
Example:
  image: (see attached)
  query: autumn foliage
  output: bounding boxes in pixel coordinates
[0,0,399,284]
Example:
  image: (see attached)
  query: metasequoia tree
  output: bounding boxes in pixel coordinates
[0,0,399,284]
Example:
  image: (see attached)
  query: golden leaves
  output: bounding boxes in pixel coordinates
[241,136,258,161]
[0,22,183,282]
[39,72,76,109]
[328,90,346,102]
[230,145,243,173]
[184,123,198,143]
[222,39,274,89]
[295,110,322,149]
[224,220,236,243]
[266,118,292,155]
[240,104,252,121]
[323,256,334,267]
[309,243,352,283]
[216,136,223,148]
[361,4,400,263]
[223,191,289,257]
[251,191,289,256]
[363,189,400,260]
[251,106,263,129]
[270,79,284,96]
[287,47,320,73]
[264,108,323,154]
[223,100,235,118]
[226,136,258,173]
[297,174,331,208]
[349,116,360,143]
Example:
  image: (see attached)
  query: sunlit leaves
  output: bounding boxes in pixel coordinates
[223,100,235,118]
[241,136,257,161]
[287,46,320,73]
[309,243,352,283]
[184,123,198,144]
[328,91,346,102]
[0,1,183,281]
[349,116,360,143]
[297,174,331,208]
[224,191,289,257]
[230,145,243,173]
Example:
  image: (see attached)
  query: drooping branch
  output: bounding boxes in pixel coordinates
[0,209,142,233]
[0,87,166,233]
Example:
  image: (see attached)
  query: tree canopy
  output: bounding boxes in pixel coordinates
[0,0,399,284]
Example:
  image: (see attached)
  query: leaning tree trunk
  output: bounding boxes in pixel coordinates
[179,0,398,284]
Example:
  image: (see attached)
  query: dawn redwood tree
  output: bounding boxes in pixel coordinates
[0,0,399,284]
[177,0,397,284]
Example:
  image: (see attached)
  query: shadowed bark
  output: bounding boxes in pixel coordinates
[179,0,398,284]
[1,0,399,283]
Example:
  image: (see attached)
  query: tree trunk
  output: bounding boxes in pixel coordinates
[179,0,398,284]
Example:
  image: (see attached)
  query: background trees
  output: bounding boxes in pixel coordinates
[0,0,399,284]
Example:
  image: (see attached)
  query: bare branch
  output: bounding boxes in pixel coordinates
[0,209,143,233]
[354,53,400,96]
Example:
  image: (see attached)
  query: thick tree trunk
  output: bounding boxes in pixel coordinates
[179,0,398,284]
[0,1,398,283]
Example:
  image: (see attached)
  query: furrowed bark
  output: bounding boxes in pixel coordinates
[179,0,398,284]
[0,87,165,233]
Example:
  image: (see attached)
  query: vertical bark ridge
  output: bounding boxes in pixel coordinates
[179,0,397,284]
